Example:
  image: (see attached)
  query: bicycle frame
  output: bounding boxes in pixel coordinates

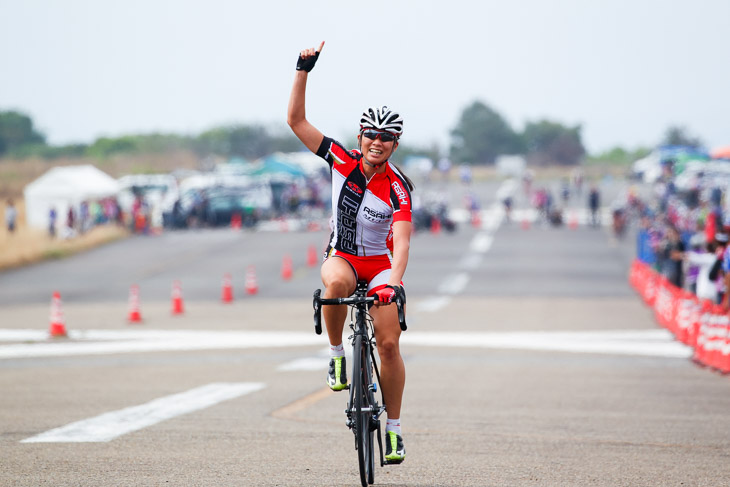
[313,282,406,486]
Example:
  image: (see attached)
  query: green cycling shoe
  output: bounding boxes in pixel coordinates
[327,356,347,391]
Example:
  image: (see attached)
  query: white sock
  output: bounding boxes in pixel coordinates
[329,343,345,358]
[386,418,401,436]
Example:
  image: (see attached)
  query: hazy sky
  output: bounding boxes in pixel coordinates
[1,0,728,154]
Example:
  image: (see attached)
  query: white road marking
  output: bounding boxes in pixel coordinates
[277,347,347,371]
[413,296,452,313]
[469,233,493,253]
[21,382,265,443]
[401,329,692,358]
[0,329,691,360]
[0,330,322,359]
[459,253,483,270]
[438,272,470,295]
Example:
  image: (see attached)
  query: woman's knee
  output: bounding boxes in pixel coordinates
[321,259,355,296]
[323,275,353,296]
[377,336,401,363]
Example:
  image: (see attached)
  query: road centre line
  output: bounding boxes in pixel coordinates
[469,232,493,253]
[270,387,332,421]
[22,382,265,443]
[437,272,470,295]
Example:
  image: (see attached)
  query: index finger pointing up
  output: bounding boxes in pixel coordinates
[316,41,325,53]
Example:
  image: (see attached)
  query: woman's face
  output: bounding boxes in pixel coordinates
[358,130,398,167]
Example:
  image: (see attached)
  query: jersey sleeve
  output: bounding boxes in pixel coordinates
[389,176,412,223]
[316,136,360,170]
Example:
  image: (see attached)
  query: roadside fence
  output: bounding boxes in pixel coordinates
[630,259,730,373]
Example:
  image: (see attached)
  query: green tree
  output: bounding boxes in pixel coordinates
[86,136,138,158]
[391,142,440,166]
[228,125,272,159]
[194,124,277,159]
[449,101,522,165]
[587,146,651,165]
[522,120,585,166]
[661,125,703,148]
[0,110,46,156]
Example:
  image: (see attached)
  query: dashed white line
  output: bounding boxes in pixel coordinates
[438,272,470,295]
[22,382,265,443]
[469,233,493,253]
[413,296,452,313]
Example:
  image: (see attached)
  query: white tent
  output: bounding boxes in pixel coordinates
[23,165,119,230]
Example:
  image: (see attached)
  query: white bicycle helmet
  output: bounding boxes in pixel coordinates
[359,106,404,138]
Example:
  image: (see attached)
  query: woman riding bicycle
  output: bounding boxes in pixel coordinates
[287,41,413,464]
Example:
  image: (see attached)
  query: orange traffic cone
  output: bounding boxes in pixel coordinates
[171,280,184,315]
[245,265,259,295]
[222,273,234,303]
[281,254,293,281]
[307,245,318,267]
[127,284,142,323]
[49,291,67,337]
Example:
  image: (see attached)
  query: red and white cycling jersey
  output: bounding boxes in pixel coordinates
[316,136,412,257]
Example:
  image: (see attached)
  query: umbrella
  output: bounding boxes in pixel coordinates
[711,146,730,160]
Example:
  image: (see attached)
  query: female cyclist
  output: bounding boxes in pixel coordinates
[287,41,413,464]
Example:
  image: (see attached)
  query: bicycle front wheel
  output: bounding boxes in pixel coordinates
[353,334,375,486]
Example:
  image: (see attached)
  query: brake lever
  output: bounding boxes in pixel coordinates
[312,289,322,335]
[395,290,407,331]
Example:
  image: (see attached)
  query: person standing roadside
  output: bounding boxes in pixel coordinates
[48,207,57,238]
[661,225,686,288]
[5,199,17,234]
[588,185,600,227]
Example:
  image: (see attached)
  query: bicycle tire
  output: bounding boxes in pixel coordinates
[353,334,375,486]
[362,339,376,484]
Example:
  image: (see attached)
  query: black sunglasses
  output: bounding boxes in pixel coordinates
[362,129,398,143]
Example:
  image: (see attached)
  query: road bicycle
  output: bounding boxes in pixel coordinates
[313,281,406,487]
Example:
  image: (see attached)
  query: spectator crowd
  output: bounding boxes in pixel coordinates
[633,159,730,310]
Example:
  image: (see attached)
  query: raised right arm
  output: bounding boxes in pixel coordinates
[287,42,325,154]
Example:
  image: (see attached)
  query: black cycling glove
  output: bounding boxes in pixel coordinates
[296,51,320,72]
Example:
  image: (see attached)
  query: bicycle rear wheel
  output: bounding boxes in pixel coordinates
[353,334,375,486]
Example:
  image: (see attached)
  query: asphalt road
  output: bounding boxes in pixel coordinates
[2,178,730,486]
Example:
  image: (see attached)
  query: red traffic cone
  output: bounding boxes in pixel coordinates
[307,245,318,267]
[222,273,234,303]
[521,217,530,230]
[49,291,67,337]
[568,210,579,230]
[171,280,184,315]
[281,254,293,281]
[245,265,259,295]
[471,210,481,229]
[127,284,143,323]
[430,216,441,234]
[231,213,242,230]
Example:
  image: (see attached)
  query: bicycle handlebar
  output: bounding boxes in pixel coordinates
[312,289,407,334]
